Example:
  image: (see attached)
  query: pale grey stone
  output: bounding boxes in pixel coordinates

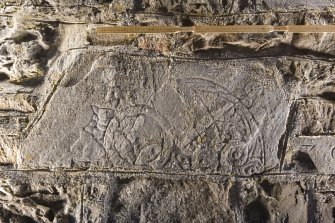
[19,52,290,176]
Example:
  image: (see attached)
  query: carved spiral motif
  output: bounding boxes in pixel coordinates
[80,78,265,175]
[177,78,265,175]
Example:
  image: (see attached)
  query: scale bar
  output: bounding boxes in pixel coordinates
[96,25,335,34]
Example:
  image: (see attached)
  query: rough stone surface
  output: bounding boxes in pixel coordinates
[0,0,335,222]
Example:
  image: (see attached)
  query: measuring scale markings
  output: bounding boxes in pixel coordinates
[96,25,335,34]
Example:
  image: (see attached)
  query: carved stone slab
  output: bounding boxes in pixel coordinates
[21,52,289,176]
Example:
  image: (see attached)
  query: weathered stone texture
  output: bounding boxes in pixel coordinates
[20,54,290,176]
[0,0,334,222]
[0,172,334,222]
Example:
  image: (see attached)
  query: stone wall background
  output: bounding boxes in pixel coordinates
[0,0,335,222]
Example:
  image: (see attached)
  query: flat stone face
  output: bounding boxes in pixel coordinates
[21,53,288,175]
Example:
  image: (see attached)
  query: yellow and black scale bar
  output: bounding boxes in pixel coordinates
[96,25,335,34]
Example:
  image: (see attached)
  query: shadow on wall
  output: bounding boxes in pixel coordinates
[245,196,271,223]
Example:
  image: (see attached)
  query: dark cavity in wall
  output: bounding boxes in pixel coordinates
[97,0,113,3]
[318,91,335,102]
[260,179,281,200]
[0,72,9,82]
[181,17,194,27]
[292,151,317,172]
[13,32,37,44]
[133,0,143,12]
[245,196,271,223]
[239,0,257,11]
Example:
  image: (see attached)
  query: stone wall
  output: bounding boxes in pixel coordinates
[0,0,335,222]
